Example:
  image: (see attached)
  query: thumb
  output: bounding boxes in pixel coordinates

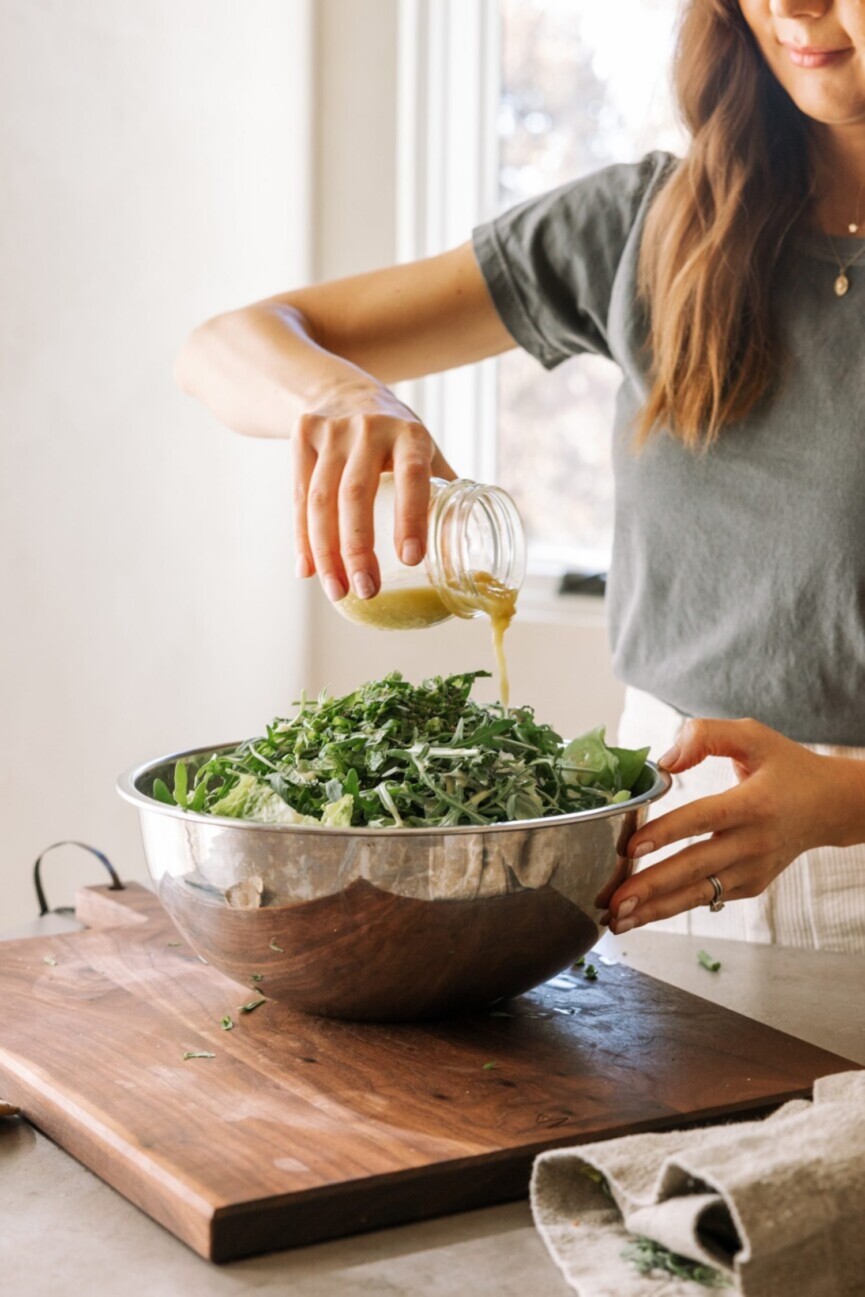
[659,717,767,776]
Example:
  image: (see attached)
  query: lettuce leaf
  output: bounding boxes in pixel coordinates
[561,726,648,797]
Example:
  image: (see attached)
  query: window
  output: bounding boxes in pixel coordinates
[397,0,684,586]
[496,0,683,573]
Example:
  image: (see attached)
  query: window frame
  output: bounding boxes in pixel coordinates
[395,0,607,624]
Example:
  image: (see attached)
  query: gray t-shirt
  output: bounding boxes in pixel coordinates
[473,150,865,746]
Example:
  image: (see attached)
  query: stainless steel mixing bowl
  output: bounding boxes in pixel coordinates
[118,746,671,1021]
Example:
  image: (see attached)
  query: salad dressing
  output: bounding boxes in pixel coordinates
[339,586,451,630]
[338,569,518,707]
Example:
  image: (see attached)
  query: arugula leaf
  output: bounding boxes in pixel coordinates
[173,761,189,809]
[164,672,650,830]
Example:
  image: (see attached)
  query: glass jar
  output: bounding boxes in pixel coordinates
[336,473,526,631]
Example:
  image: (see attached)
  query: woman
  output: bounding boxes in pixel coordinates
[177,0,865,951]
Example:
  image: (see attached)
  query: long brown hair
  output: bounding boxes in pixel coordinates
[638,0,812,447]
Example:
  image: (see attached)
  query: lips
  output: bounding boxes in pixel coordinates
[781,42,853,69]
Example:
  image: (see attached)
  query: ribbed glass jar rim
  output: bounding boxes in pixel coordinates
[426,477,526,617]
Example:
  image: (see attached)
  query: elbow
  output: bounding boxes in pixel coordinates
[174,312,230,397]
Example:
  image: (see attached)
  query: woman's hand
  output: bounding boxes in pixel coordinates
[607,717,865,934]
[293,382,455,603]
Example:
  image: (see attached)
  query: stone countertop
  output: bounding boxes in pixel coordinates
[2,916,863,1296]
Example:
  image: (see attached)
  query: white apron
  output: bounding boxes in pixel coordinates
[617,687,865,952]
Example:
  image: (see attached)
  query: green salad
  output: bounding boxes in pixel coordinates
[153,671,649,829]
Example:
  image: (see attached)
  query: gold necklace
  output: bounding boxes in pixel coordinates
[826,233,865,296]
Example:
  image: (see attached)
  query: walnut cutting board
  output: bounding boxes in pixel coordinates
[0,883,856,1262]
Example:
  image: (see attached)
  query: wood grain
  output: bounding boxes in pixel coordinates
[0,884,857,1262]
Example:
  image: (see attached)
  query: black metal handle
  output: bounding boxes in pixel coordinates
[33,841,125,916]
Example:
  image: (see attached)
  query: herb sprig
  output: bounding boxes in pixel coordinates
[621,1236,731,1288]
[155,672,648,830]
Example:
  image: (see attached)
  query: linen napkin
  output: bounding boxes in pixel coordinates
[530,1069,865,1297]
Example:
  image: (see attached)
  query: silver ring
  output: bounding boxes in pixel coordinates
[707,874,725,912]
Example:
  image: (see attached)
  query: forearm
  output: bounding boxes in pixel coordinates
[175,244,514,440]
[175,303,382,440]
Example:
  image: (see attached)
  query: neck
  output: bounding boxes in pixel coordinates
[810,122,865,236]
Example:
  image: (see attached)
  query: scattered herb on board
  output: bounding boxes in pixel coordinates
[42,956,57,967]
[182,1051,215,1061]
[698,949,722,972]
[269,939,284,953]
[482,1061,498,1070]
[220,1016,234,1031]
[250,973,264,983]
[584,964,598,981]
[240,997,267,1014]
[573,956,585,968]
[154,672,649,829]
[166,941,182,947]
[621,1237,731,1288]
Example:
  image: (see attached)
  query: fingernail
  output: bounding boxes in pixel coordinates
[658,744,680,770]
[632,841,654,860]
[598,910,611,927]
[617,896,639,920]
[295,555,313,579]
[614,918,637,935]
[352,572,376,600]
[324,576,346,603]
[401,539,423,566]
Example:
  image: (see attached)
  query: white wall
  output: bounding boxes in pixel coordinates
[0,1,313,926]
[305,0,625,742]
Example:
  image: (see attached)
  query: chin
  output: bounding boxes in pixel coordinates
[780,76,865,126]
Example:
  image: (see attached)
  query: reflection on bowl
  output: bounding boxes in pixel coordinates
[118,747,670,1021]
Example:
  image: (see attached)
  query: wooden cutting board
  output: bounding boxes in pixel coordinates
[0,883,856,1262]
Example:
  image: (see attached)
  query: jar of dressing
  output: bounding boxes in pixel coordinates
[336,474,526,704]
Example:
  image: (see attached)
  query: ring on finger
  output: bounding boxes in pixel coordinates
[706,874,725,912]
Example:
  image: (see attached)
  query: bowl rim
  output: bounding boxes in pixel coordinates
[117,743,672,837]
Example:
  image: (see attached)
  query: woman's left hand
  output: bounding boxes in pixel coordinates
[607,717,865,934]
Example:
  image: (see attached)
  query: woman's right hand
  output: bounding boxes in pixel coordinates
[293,381,457,603]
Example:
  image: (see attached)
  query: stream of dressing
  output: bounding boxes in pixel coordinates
[339,570,518,708]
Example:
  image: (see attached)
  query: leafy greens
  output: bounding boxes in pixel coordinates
[156,671,649,829]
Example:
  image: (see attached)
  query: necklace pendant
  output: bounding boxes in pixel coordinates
[835,273,850,297]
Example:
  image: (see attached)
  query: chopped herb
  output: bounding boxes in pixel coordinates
[584,964,598,981]
[622,1237,731,1288]
[155,672,649,829]
[240,996,267,1014]
[166,941,182,947]
[42,956,57,967]
[220,1016,234,1031]
[698,949,722,972]
[573,956,585,968]
[482,1061,498,1070]
[152,777,174,805]
[269,939,284,953]
[250,973,264,983]
[182,1051,215,1061]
